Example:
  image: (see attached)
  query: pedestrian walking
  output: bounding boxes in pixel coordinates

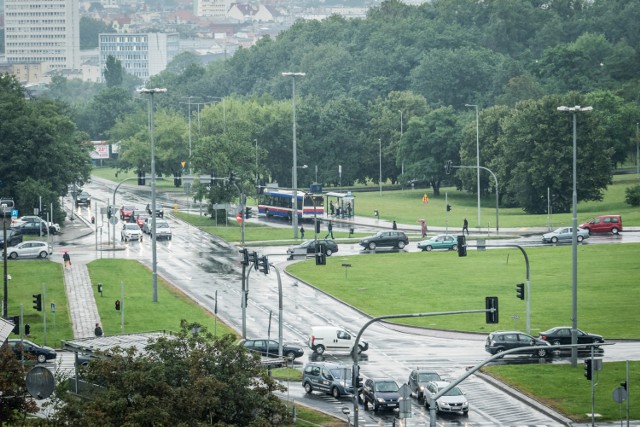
[325,220,334,239]
[463,218,469,236]
[94,323,103,337]
[300,225,305,239]
[421,221,427,238]
[63,251,72,270]
[392,220,397,230]
[329,201,335,216]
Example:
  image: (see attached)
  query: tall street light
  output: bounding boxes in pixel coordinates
[138,87,167,303]
[399,110,404,176]
[379,138,382,194]
[465,104,481,228]
[557,104,592,367]
[282,72,305,239]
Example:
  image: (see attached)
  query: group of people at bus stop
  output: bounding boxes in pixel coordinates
[328,200,352,218]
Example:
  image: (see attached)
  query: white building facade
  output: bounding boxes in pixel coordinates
[98,32,180,82]
[3,0,81,78]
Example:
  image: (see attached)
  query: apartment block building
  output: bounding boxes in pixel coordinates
[3,0,81,81]
[98,32,180,82]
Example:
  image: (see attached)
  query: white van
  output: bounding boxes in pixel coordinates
[308,326,369,355]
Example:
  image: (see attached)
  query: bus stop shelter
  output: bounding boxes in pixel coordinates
[325,192,355,218]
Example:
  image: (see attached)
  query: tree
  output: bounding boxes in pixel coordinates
[49,322,291,426]
[103,55,124,88]
[0,343,38,424]
[80,16,114,49]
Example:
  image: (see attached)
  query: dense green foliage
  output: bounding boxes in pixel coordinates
[79,16,115,49]
[48,323,292,426]
[625,184,640,206]
[37,0,640,214]
[0,74,92,221]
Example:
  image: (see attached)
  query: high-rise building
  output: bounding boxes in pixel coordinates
[3,0,81,78]
[98,33,180,82]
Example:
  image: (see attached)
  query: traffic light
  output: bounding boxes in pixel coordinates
[239,248,249,266]
[115,299,121,311]
[258,256,270,274]
[516,283,525,300]
[107,206,112,219]
[245,207,252,219]
[229,171,236,184]
[485,296,499,324]
[457,235,467,257]
[621,381,627,390]
[25,324,30,335]
[10,316,19,334]
[249,251,259,270]
[137,169,145,185]
[173,172,182,187]
[446,204,452,212]
[584,359,593,380]
[315,220,321,234]
[352,366,363,390]
[32,293,42,311]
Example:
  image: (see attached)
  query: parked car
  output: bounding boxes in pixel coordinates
[416,234,458,252]
[541,227,589,244]
[7,339,57,363]
[407,369,443,400]
[11,216,58,234]
[6,241,52,259]
[0,229,23,249]
[238,338,304,361]
[424,381,469,415]
[359,231,409,250]
[287,239,338,257]
[75,191,91,206]
[580,215,622,235]
[120,205,137,221]
[302,362,354,398]
[146,203,164,218]
[485,331,552,358]
[142,218,172,240]
[121,223,143,242]
[539,326,604,349]
[361,377,400,412]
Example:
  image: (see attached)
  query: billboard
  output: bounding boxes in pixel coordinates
[90,141,110,159]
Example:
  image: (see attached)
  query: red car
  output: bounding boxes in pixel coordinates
[579,215,622,235]
[134,212,150,228]
[120,205,136,221]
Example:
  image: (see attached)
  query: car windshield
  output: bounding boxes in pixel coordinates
[375,381,399,392]
[156,222,169,228]
[329,368,350,379]
[418,373,441,382]
[443,386,463,397]
[125,224,139,230]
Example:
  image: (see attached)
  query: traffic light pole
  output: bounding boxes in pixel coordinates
[350,308,495,427]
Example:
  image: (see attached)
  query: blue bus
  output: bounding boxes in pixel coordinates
[258,189,324,220]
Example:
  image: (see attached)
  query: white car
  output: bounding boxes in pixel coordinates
[425,381,469,415]
[11,216,60,234]
[143,219,172,240]
[6,241,53,259]
[121,223,143,242]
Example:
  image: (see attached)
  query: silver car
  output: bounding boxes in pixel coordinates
[6,241,52,259]
[542,227,589,244]
[142,218,172,240]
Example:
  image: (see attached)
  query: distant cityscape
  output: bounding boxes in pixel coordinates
[0,0,428,87]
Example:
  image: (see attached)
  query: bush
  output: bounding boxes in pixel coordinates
[625,185,640,206]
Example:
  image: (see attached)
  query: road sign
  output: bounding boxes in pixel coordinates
[109,216,118,225]
[612,386,627,403]
[50,303,55,313]
[181,161,186,168]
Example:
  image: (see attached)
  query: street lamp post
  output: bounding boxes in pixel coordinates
[557,105,592,367]
[282,72,305,239]
[465,104,481,228]
[379,138,382,194]
[399,110,404,176]
[138,87,167,303]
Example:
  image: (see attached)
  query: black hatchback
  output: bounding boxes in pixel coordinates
[359,231,409,250]
[238,338,305,361]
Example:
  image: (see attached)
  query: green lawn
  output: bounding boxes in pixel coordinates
[87,259,235,337]
[287,244,640,338]
[483,361,639,422]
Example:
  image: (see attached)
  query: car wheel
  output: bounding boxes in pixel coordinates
[368,242,376,250]
[397,241,406,249]
[551,236,558,243]
[314,345,325,355]
[325,248,333,256]
[37,354,46,364]
[425,245,433,252]
[612,227,619,234]
[451,244,458,251]
[577,235,584,242]
[495,348,505,358]
[331,387,340,399]
[304,382,313,394]
[535,348,548,358]
[285,351,296,361]
[39,251,48,259]
[9,252,18,260]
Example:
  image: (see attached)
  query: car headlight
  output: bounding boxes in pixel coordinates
[376,398,385,403]
[419,385,425,392]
